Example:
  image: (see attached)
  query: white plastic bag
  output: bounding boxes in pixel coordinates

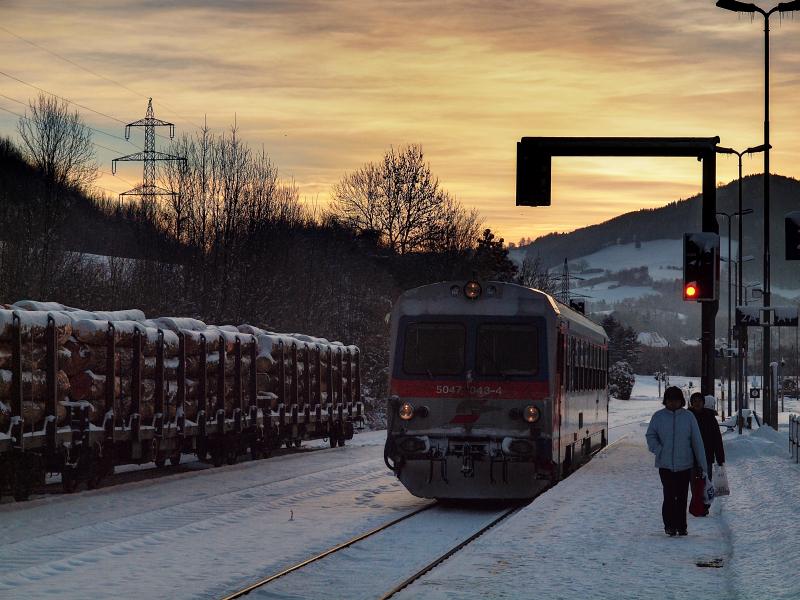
[713,464,730,496]
[703,476,715,505]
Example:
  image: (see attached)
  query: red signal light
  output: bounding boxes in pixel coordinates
[684,283,698,300]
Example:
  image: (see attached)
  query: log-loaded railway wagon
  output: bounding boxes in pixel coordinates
[0,301,362,500]
[384,280,608,500]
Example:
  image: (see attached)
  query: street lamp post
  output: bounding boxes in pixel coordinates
[717,208,754,418]
[716,146,767,427]
[716,0,800,427]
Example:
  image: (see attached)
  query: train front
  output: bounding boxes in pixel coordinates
[385,281,557,500]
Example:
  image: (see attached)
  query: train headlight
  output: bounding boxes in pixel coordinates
[399,402,415,420]
[524,405,540,423]
[464,281,482,299]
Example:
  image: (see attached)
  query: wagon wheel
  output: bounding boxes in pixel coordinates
[250,445,262,461]
[226,449,238,465]
[169,451,181,466]
[154,454,167,468]
[212,449,224,468]
[337,436,346,448]
[62,470,79,494]
[329,435,338,449]
[285,439,294,449]
[294,439,301,448]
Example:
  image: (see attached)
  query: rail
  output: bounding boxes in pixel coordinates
[379,505,522,599]
[791,414,799,463]
[220,502,437,599]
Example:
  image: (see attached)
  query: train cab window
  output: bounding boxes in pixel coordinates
[476,324,538,377]
[403,323,465,376]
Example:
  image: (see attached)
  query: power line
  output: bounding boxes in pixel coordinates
[0,69,174,143]
[0,102,129,155]
[0,25,204,130]
[0,93,133,146]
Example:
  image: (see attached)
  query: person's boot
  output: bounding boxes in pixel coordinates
[665,528,677,536]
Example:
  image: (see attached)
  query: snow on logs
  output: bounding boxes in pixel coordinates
[0,304,358,431]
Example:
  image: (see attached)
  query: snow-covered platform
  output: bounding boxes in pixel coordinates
[397,422,800,600]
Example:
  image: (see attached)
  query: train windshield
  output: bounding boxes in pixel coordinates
[403,323,465,376]
[476,324,538,377]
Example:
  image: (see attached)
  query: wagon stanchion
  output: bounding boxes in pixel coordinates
[216,334,230,466]
[326,347,335,447]
[45,315,58,457]
[233,337,243,434]
[153,330,166,467]
[170,330,185,466]
[10,312,23,448]
[130,328,142,449]
[290,342,299,447]
[196,334,208,461]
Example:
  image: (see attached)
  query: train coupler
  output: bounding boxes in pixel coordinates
[461,443,475,478]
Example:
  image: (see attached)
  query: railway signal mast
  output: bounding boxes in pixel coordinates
[516,137,720,395]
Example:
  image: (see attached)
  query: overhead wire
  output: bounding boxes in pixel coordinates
[0,25,205,130]
[0,93,134,148]
[0,69,175,144]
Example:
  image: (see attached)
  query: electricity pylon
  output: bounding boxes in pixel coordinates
[112,98,185,205]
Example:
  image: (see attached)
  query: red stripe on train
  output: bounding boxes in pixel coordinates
[390,379,549,400]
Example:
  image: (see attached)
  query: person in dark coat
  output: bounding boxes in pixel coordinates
[689,392,725,480]
[646,386,707,537]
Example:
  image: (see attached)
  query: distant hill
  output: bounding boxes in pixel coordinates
[515,174,800,288]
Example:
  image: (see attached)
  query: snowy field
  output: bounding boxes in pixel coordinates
[0,376,798,599]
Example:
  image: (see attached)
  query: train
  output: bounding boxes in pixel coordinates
[384,280,609,500]
[0,303,363,500]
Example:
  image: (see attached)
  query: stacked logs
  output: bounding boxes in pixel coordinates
[0,302,358,432]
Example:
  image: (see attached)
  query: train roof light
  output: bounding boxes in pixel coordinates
[399,402,415,420]
[524,405,540,424]
[464,281,482,299]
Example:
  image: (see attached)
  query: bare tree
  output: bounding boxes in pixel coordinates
[518,252,557,294]
[331,145,463,254]
[16,94,97,295]
[17,93,98,192]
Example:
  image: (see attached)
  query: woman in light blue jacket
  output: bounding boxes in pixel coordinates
[645,386,707,537]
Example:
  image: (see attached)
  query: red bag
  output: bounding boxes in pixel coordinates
[689,473,707,517]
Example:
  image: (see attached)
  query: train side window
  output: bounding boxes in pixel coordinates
[569,338,576,391]
[403,323,465,376]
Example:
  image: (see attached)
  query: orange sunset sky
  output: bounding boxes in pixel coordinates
[2,1,799,243]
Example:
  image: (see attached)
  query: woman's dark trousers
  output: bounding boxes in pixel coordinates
[658,468,691,531]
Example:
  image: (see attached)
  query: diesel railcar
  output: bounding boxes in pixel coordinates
[384,280,609,500]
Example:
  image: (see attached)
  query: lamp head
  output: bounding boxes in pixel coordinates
[777,1,800,12]
[716,146,737,155]
[745,144,770,154]
[739,208,754,216]
[716,0,760,12]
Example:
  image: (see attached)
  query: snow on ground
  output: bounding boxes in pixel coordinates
[397,377,800,600]
[0,431,428,599]
[1,380,799,599]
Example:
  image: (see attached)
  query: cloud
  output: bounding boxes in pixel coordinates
[2,0,800,243]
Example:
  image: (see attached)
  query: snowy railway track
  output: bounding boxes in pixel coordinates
[222,501,525,600]
[30,446,322,499]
